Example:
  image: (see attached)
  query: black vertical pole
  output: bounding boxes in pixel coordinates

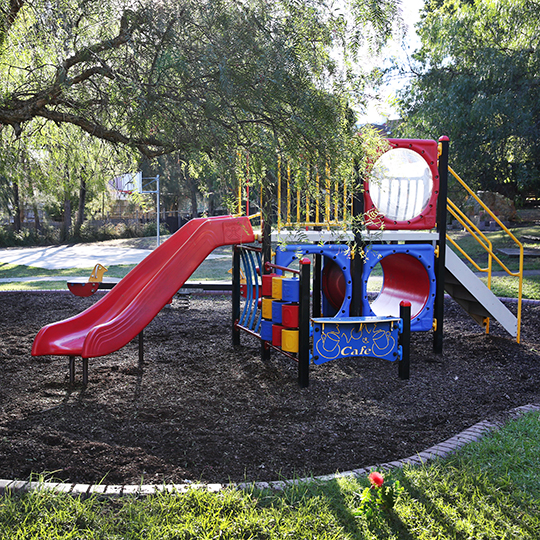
[232,246,241,347]
[82,357,88,386]
[298,258,311,388]
[399,301,411,380]
[350,165,365,317]
[313,253,322,318]
[69,355,75,385]
[260,172,273,361]
[139,330,144,366]
[261,171,273,270]
[434,136,449,354]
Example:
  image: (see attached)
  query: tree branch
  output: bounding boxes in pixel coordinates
[0,0,25,46]
[37,108,172,158]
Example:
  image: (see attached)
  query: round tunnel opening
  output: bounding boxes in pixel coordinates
[369,252,430,319]
[321,259,346,311]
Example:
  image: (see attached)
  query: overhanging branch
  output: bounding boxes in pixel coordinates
[37,108,173,158]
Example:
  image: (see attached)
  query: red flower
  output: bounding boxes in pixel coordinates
[368,471,384,488]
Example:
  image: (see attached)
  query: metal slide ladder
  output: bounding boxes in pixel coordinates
[444,245,518,338]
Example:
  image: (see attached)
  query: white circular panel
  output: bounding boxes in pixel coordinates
[369,148,433,222]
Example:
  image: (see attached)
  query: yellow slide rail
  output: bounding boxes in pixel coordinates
[446,166,523,343]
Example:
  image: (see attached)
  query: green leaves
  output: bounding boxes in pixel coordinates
[1,0,400,162]
[398,0,540,201]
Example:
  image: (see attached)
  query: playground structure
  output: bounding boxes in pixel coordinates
[231,136,524,386]
[31,136,524,387]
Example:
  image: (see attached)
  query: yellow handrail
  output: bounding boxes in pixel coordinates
[447,166,523,343]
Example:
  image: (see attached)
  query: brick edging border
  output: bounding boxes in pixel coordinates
[1,404,538,498]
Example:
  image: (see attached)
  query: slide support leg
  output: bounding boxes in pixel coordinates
[69,356,75,385]
[82,358,89,386]
[139,331,144,366]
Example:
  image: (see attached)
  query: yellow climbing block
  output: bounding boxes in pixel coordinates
[271,276,283,300]
[262,297,273,320]
[281,329,299,353]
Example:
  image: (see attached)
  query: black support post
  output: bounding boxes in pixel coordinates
[139,330,144,366]
[232,246,241,347]
[69,355,75,385]
[399,301,411,380]
[313,253,322,318]
[82,357,88,386]
[350,168,365,317]
[434,136,450,354]
[298,258,311,388]
[260,173,273,361]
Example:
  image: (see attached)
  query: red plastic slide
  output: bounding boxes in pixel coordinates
[32,215,255,359]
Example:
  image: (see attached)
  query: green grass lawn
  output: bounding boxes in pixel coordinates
[447,224,540,273]
[1,411,539,539]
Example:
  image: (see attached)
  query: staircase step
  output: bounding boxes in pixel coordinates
[449,296,491,319]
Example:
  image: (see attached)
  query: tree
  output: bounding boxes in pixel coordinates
[1,0,400,164]
[395,0,540,201]
[34,123,135,238]
[141,151,222,220]
[0,120,134,238]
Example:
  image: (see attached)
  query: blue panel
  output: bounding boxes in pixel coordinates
[275,244,352,317]
[361,244,436,332]
[312,316,402,364]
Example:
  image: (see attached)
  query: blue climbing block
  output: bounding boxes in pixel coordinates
[271,300,285,324]
[260,319,273,341]
[281,277,300,302]
[275,244,352,316]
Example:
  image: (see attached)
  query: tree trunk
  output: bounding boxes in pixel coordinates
[190,190,198,218]
[12,180,21,232]
[62,197,71,241]
[208,194,215,216]
[32,203,41,232]
[75,178,87,236]
[186,175,198,218]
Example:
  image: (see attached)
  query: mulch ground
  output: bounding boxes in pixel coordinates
[0,291,539,486]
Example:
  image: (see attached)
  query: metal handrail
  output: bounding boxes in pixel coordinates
[447,166,523,343]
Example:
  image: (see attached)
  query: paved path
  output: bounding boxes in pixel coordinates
[0,244,153,270]
[0,242,232,271]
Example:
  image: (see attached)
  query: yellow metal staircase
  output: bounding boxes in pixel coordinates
[444,166,523,343]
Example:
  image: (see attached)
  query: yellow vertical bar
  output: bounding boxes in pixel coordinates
[334,179,339,222]
[237,150,242,215]
[297,185,301,224]
[343,181,347,222]
[287,161,291,224]
[306,164,310,224]
[315,165,320,224]
[325,162,330,228]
